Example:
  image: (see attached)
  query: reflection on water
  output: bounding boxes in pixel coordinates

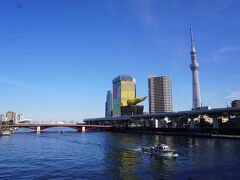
[0,129,240,179]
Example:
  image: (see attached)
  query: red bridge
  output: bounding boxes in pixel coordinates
[2,124,112,132]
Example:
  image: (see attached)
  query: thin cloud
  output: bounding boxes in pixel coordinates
[0,76,47,91]
[226,91,240,100]
[216,46,240,54]
[211,46,240,61]
[194,0,237,18]
[104,0,159,26]
[226,75,238,80]
[130,0,159,27]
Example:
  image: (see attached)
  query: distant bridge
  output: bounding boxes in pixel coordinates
[1,124,111,132]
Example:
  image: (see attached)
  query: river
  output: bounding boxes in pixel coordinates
[0,128,240,179]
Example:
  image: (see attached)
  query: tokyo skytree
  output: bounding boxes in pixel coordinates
[189,27,202,109]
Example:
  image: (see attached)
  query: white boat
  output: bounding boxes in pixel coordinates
[0,129,12,136]
[142,144,178,157]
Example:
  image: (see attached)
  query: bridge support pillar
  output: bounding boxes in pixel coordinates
[154,119,159,128]
[189,119,195,129]
[82,126,86,132]
[171,120,177,128]
[213,118,219,129]
[145,120,150,127]
[36,126,41,133]
[149,119,152,127]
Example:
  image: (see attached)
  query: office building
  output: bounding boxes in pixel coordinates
[105,90,113,117]
[17,114,24,123]
[148,76,172,113]
[0,114,6,124]
[112,75,136,117]
[6,111,17,124]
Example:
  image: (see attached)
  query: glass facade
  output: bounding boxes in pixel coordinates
[112,75,136,117]
[105,90,113,117]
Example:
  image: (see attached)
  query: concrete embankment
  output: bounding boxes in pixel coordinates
[111,127,240,139]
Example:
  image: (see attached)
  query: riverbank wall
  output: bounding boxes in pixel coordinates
[111,127,240,139]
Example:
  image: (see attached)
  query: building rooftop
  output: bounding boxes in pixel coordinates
[148,75,171,79]
[112,74,136,84]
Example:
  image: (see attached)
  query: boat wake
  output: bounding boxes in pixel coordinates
[129,148,142,152]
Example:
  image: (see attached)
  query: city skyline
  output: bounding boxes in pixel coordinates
[0,1,240,121]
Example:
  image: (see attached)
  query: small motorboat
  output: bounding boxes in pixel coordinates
[142,144,178,157]
[0,129,12,136]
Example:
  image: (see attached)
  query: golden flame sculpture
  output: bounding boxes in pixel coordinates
[127,96,147,106]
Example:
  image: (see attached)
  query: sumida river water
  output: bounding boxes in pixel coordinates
[0,128,240,179]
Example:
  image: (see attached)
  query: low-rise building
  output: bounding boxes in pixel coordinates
[231,100,240,108]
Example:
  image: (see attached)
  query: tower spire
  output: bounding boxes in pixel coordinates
[190,26,196,52]
[189,26,202,110]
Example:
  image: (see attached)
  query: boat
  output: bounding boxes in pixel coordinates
[10,128,17,134]
[0,129,12,136]
[142,144,178,157]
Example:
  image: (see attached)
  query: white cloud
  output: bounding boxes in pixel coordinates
[226,75,239,80]
[216,47,240,54]
[211,46,240,61]
[0,76,47,91]
[194,0,237,18]
[130,0,159,27]
[225,91,240,100]
[104,0,159,27]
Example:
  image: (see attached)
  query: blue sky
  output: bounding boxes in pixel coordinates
[0,0,240,122]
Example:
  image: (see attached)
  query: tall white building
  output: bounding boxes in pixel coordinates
[0,114,6,123]
[17,114,24,123]
[148,76,173,113]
